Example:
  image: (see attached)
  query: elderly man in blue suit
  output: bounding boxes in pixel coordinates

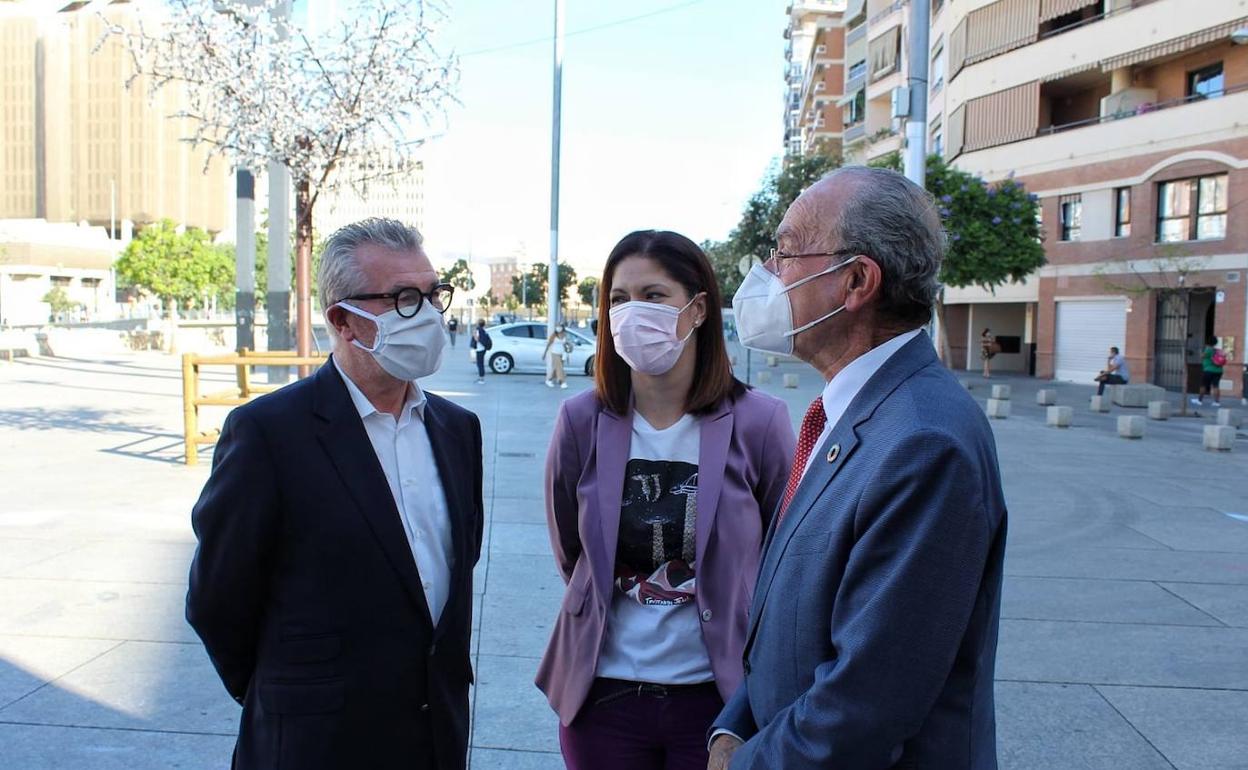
[711,166,1007,769]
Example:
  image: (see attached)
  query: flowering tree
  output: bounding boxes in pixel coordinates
[106,0,457,356]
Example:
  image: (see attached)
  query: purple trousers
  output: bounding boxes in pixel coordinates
[558,679,724,770]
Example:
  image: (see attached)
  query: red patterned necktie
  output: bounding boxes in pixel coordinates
[779,397,827,520]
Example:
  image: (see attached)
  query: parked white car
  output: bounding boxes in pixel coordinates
[470,322,597,376]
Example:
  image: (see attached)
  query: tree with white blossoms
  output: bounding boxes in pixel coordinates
[105,0,457,356]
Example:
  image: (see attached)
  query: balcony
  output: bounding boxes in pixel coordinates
[844,122,867,143]
[955,86,1248,178]
[846,22,867,46]
[1039,78,1246,139]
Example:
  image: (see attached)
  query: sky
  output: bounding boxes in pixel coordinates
[300,0,788,281]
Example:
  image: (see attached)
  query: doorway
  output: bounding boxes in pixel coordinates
[1153,288,1215,392]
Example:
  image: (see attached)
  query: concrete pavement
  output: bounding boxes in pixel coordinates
[0,344,1246,768]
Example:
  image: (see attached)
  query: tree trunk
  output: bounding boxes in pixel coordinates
[294,176,314,378]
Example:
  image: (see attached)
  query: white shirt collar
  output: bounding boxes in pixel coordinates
[333,357,427,422]
[819,328,923,432]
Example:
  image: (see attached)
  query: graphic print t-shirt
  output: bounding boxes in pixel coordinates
[595,413,714,684]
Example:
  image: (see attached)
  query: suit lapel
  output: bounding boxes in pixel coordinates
[744,333,939,654]
[422,397,470,639]
[593,407,631,604]
[313,360,434,626]
[695,403,733,566]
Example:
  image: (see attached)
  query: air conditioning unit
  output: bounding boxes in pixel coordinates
[816,44,827,54]
[815,82,826,92]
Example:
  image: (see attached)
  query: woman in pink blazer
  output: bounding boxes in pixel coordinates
[536,231,795,770]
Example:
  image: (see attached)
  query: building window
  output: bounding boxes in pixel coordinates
[1059,194,1082,241]
[847,59,866,82]
[931,47,945,93]
[1187,63,1224,101]
[1114,187,1131,238]
[844,90,866,126]
[50,276,73,287]
[1157,174,1228,242]
[931,120,943,157]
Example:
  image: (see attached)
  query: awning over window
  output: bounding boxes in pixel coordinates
[965,0,1039,67]
[1039,0,1097,23]
[868,24,901,79]
[947,104,966,159]
[1101,17,1248,70]
[963,80,1040,153]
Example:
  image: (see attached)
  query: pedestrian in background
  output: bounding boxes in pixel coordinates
[543,323,572,389]
[186,219,484,770]
[537,230,795,770]
[711,167,1007,769]
[470,319,491,385]
[447,315,459,347]
[1191,337,1227,407]
[1095,345,1129,395]
[980,327,996,378]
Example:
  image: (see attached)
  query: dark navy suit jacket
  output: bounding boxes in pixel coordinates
[186,360,484,770]
[713,332,1007,769]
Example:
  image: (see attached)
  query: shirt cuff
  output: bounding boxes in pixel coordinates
[708,728,744,752]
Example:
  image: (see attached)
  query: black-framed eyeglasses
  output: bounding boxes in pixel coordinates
[339,283,455,317]
[765,248,858,275]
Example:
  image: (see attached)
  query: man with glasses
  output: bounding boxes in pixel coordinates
[710,167,1007,769]
[187,218,484,770]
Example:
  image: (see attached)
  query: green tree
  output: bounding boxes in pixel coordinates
[511,262,577,307]
[577,277,599,308]
[42,286,79,320]
[114,219,234,316]
[441,258,476,295]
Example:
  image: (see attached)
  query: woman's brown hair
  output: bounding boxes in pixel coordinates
[594,230,745,416]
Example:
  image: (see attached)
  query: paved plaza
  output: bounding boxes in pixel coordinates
[1,345,1247,769]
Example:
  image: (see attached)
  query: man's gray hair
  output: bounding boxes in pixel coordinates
[318,217,425,310]
[824,166,945,323]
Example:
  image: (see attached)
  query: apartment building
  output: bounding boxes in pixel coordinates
[930,0,1248,398]
[0,0,229,236]
[838,0,912,164]
[784,1,848,157]
[317,158,425,239]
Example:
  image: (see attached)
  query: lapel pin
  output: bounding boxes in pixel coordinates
[827,444,840,463]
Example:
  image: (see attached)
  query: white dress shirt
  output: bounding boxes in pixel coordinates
[334,359,454,626]
[800,329,923,480]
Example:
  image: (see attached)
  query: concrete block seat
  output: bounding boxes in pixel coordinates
[1108,383,1165,408]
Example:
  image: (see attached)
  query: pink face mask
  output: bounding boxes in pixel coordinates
[609,294,702,375]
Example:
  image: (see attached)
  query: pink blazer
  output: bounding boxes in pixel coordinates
[535,388,795,725]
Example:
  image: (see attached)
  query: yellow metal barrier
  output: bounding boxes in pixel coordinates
[182,349,326,465]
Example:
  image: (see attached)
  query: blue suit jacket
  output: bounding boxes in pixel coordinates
[713,332,1007,769]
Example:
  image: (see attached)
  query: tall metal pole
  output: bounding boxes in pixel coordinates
[266,0,293,382]
[547,0,564,336]
[904,0,929,188]
[235,168,256,351]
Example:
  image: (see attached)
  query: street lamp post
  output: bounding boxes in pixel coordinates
[547,0,564,335]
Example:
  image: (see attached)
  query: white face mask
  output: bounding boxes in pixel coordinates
[732,256,859,355]
[334,300,447,381]
[609,294,701,376]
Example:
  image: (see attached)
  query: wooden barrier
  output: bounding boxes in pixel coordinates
[182,349,326,465]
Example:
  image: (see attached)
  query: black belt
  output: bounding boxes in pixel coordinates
[589,677,718,707]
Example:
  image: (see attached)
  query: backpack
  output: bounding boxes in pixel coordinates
[1212,349,1228,367]
[478,328,493,351]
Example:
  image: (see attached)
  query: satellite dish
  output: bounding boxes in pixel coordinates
[738,255,762,278]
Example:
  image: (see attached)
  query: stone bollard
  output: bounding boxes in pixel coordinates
[1118,415,1145,439]
[1046,406,1073,428]
[991,384,1012,400]
[1147,401,1169,421]
[1036,389,1057,406]
[986,398,1011,419]
[1203,424,1235,451]
[754,371,772,385]
[1089,395,1110,412]
[1216,409,1243,428]
[783,374,799,389]
[766,355,779,368]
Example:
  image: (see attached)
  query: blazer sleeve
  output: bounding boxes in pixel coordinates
[185,408,282,702]
[754,399,796,526]
[731,429,995,769]
[545,402,584,583]
[471,411,486,567]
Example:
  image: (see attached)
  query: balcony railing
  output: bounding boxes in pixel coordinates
[1038,81,1248,137]
[846,22,867,46]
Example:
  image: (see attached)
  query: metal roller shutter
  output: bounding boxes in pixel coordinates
[1054,298,1127,383]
